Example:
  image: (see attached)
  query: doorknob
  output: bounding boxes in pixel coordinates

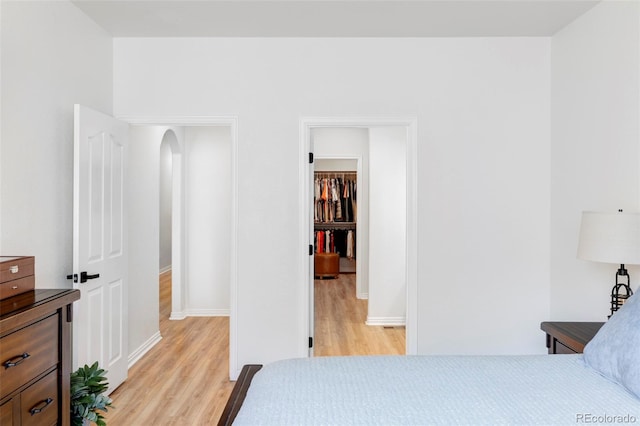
[80,271,100,283]
[66,272,100,283]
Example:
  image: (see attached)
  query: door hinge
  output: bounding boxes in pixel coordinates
[309,152,314,164]
[309,337,313,348]
[309,245,313,256]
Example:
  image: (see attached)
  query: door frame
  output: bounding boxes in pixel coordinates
[117,115,239,377]
[299,117,418,356]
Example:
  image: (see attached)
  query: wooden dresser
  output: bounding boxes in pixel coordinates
[0,289,80,425]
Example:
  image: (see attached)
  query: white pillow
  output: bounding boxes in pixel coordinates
[583,293,640,399]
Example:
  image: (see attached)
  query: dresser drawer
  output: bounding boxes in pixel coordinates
[0,276,35,300]
[20,369,58,426]
[0,314,58,398]
[0,399,13,425]
[0,257,34,284]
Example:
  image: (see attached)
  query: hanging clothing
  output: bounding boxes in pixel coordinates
[317,231,325,253]
[315,228,356,261]
[321,178,329,201]
[325,230,331,253]
[334,230,346,257]
[314,178,321,222]
[334,178,343,220]
[314,173,357,233]
[346,230,354,259]
[330,231,335,253]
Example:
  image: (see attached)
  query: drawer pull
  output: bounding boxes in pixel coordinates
[29,397,53,415]
[3,352,30,369]
[9,265,18,273]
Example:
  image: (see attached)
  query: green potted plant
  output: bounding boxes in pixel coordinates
[70,362,114,426]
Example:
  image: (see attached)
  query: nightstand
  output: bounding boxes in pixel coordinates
[540,321,604,354]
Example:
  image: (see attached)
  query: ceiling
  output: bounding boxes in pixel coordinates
[71,0,600,37]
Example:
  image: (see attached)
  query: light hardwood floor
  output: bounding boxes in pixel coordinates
[314,273,405,356]
[106,271,404,424]
[106,272,234,424]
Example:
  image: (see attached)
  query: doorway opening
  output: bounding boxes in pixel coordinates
[158,129,184,321]
[125,116,239,378]
[155,125,234,322]
[313,154,394,356]
[301,118,418,358]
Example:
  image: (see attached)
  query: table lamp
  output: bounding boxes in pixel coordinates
[577,210,640,317]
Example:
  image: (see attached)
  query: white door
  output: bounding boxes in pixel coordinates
[73,104,129,393]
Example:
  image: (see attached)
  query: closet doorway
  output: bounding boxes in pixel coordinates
[309,125,411,357]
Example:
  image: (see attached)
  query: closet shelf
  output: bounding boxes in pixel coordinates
[314,222,356,230]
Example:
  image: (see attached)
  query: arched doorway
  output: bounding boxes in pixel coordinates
[159,129,185,320]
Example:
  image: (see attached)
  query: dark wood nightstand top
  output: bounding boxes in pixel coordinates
[540,321,604,354]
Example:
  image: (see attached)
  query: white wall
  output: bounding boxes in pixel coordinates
[368,127,407,325]
[0,0,112,286]
[114,37,552,367]
[128,126,184,357]
[315,159,357,172]
[184,126,232,315]
[550,1,640,321]
[313,127,369,298]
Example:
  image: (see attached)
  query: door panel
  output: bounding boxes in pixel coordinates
[109,140,124,257]
[108,278,124,366]
[86,286,104,365]
[88,133,105,263]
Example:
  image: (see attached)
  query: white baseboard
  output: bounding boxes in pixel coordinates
[357,292,368,300]
[184,308,230,317]
[365,316,406,327]
[169,309,229,319]
[170,311,186,320]
[159,265,172,274]
[128,331,162,369]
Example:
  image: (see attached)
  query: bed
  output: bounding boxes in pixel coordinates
[219,295,640,425]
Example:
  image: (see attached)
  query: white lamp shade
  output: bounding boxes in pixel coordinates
[577,211,640,265]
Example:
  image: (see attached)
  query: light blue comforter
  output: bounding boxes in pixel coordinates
[233,355,640,425]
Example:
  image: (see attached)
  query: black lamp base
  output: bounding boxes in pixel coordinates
[610,264,634,318]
